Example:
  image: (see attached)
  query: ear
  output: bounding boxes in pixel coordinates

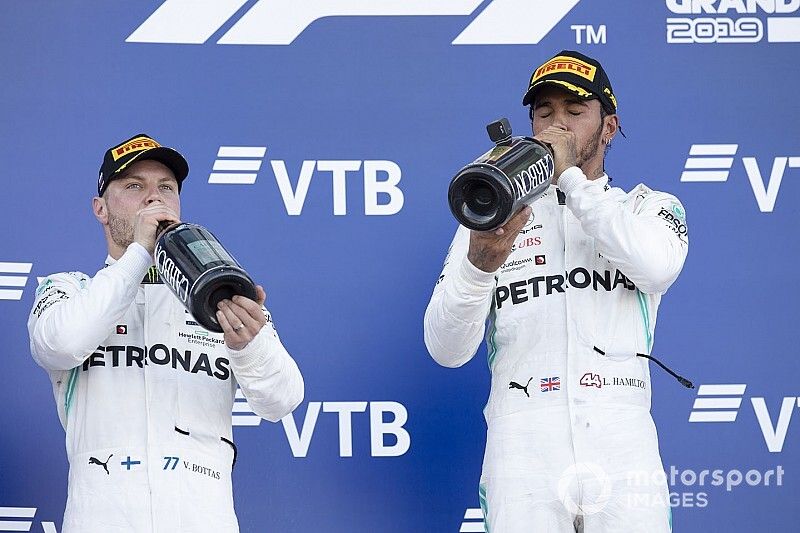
[93,196,108,224]
[603,114,619,144]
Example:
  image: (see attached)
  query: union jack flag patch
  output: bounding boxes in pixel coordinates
[541,377,560,392]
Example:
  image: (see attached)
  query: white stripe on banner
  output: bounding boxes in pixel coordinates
[213,160,262,171]
[697,384,747,396]
[0,276,28,287]
[0,509,36,518]
[127,0,249,44]
[689,144,738,156]
[680,171,729,182]
[459,523,485,532]
[232,415,262,426]
[684,158,734,169]
[453,0,580,45]
[0,263,32,274]
[219,0,484,45]
[235,389,246,399]
[208,173,258,184]
[0,289,24,300]
[693,398,743,409]
[464,509,483,519]
[689,411,738,423]
[218,146,267,158]
[0,521,33,532]
[233,402,255,413]
[767,17,800,42]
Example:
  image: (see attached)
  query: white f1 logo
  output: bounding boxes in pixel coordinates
[127,0,581,45]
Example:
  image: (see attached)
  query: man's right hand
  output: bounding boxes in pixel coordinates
[467,206,532,273]
[133,202,180,255]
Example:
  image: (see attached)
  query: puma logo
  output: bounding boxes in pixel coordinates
[508,377,533,398]
[89,454,113,475]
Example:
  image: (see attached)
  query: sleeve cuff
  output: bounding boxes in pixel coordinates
[128,241,153,263]
[557,166,588,195]
[458,256,497,289]
[113,242,154,282]
[227,328,270,371]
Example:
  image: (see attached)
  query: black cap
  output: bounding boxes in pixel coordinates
[98,134,189,196]
[522,50,617,114]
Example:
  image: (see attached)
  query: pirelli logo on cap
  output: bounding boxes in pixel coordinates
[112,136,160,161]
[532,56,597,83]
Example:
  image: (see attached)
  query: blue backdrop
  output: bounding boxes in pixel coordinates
[1,1,799,531]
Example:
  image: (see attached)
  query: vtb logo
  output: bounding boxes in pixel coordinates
[680,144,800,212]
[689,384,799,453]
[233,391,411,458]
[208,145,404,215]
[127,0,581,45]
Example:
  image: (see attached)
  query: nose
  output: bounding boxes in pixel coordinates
[551,114,569,131]
[144,186,164,205]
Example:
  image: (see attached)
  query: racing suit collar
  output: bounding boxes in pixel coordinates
[104,255,162,284]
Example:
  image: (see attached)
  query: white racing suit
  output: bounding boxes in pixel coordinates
[424,167,688,532]
[28,242,304,533]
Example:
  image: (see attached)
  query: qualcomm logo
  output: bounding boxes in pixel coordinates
[0,507,57,533]
[208,145,404,215]
[233,393,411,458]
[127,0,580,45]
[680,144,800,212]
[666,0,800,43]
[689,384,799,453]
[459,508,486,532]
[0,262,33,300]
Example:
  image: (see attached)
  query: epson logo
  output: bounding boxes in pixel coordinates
[656,207,688,239]
[155,244,189,303]
[666,0,800,43]
[127,0,581,46]
[510,154,554,200]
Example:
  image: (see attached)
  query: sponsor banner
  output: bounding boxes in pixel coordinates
[2,1,798,532]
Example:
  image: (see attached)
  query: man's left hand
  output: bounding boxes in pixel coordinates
[216,285,267,351]
[534,125,578,184]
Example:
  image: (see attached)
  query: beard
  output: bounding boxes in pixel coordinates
[575,119,605,171]
[107,210,135,249]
